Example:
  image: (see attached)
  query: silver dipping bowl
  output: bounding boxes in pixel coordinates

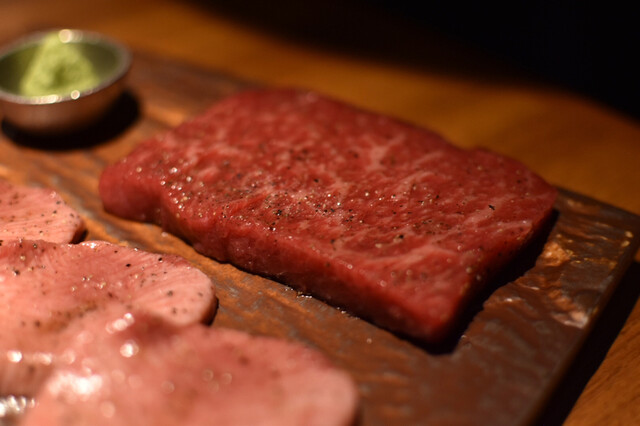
[0,29,131,134]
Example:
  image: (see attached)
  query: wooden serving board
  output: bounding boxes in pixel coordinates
[1,52,639,425]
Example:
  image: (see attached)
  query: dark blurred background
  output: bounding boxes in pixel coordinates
[379,2,639,120]
[203,0,639,120]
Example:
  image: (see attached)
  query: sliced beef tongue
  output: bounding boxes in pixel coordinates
[99,88,558,342]
[21,313,358,426]
[0,180,85,245]
[0,239,216,396]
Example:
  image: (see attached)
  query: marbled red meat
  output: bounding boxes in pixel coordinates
[99,88,557,342]
[21,313,358,426]
[0,180,85,244]
[0,239,216,396]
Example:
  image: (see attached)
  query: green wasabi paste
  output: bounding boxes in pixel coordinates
[20,32,100,97]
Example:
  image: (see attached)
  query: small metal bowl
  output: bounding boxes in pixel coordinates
[0,29,131,134]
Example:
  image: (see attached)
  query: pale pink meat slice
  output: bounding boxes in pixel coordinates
[21,313,358,426]
[0,239,216,396]
[0,180,85,244]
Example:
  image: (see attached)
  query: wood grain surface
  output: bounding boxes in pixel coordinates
[1,1,640,424]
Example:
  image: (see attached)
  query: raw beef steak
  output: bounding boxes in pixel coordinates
[0,180,85,244]
[22,313,359,426]
[0,239,216,396]
[99,88,557,342]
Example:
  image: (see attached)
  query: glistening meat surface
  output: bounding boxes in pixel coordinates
[0,180,85,244]
[22,313,358,426]
[0,239,216,396]
[99,88,557,342]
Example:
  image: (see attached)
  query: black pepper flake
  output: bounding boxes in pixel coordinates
[489,205,496,210]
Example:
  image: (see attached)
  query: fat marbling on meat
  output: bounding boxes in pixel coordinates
[0,180,85,244]
[21,312,359,426]
[99,88,557,342]
[0,239,216,396]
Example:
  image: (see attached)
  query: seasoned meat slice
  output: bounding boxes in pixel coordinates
[0,180,85,244]
[99,88,557,342]
[22,313,358,426]
[0,239,216,396]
